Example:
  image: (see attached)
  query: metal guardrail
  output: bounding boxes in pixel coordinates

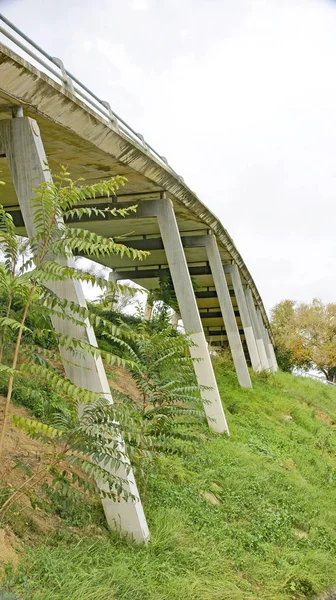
[0,14,182,179]
[293,369,336,386]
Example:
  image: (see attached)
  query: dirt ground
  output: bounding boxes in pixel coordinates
[0,365,139,570]
[107,365,141,402]
[0,400,62,568]
[0,526,21,567]
[282,388,336,427]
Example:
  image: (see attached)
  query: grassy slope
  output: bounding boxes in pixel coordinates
[7,368,336,600]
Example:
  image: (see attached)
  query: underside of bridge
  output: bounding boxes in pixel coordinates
[3,188,246,349]
[0,40,273,353]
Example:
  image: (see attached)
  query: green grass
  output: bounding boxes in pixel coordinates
[5,368,336,600]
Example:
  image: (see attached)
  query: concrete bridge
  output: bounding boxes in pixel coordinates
[0,15,277,542]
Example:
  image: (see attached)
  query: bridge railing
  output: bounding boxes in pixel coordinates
[0,14,182,180]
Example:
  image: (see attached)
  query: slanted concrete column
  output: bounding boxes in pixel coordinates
[171,311,180,329]
[107,270,119,309]
[154,198,229,434]
[266,330,278,372]
[204,237,252,388]
[244,287,269,371]
[256,308,273,372]
[256,308,277,373]
[0,116,149,543]
[144,298,153,321]
[109,270,118,285]
[225,263,261,373]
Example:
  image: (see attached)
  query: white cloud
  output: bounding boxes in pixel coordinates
[180,28,191,41]
[2,0,336,311]
[129,0,149,11]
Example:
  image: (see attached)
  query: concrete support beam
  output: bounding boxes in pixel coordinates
[204,236,252,388]
[269,341,279,372]
[0,116,149,543]
[256,308,277,373]
[171,311,180,329]
[196,289,229,299]
[204,327,244,336]
[265,329,278,372]
[112,265,214,280]
[244,287,269,372]
[225,264,261,373]
[153,198,229,434]
[200,309,239,319]
[112,234,218,252]
[144,299,153,321]
[255,308,273,372]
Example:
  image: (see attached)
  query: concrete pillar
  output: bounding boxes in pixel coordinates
[256,309,277,372]
[256,308,274,372]
[107,270,119,309]
[204,237,252,388]
[266,331,278,372]
[244,287,269,372]
[171,311,180,329]
[0,116,149,543]
[226,263,261,373]
[144,299,153,321]
[269,338,278,371]
[155,198,229,434]
[109,270,118,285]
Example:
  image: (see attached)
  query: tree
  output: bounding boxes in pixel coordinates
[270,299,336,381]
[0,168,149,511]
[108,322,204,502]
[93,276,142,313]
[270,300,297,373]
[144,271,178,324]
[144,271,197,329]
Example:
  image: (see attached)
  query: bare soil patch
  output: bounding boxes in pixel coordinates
[0,527,21,567]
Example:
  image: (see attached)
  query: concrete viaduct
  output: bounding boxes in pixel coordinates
[0,15,277,543]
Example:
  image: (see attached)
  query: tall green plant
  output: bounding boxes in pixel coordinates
[145,270,198,330]
[0,212,31,363]
[0,399,131,523]
[145,270,178,323]
[0,168,148,507]
[107,322,205,502]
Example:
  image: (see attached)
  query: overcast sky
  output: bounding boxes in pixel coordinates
[1,0,336,313]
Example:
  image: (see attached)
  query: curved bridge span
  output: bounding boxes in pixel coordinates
[0,15,277,542]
